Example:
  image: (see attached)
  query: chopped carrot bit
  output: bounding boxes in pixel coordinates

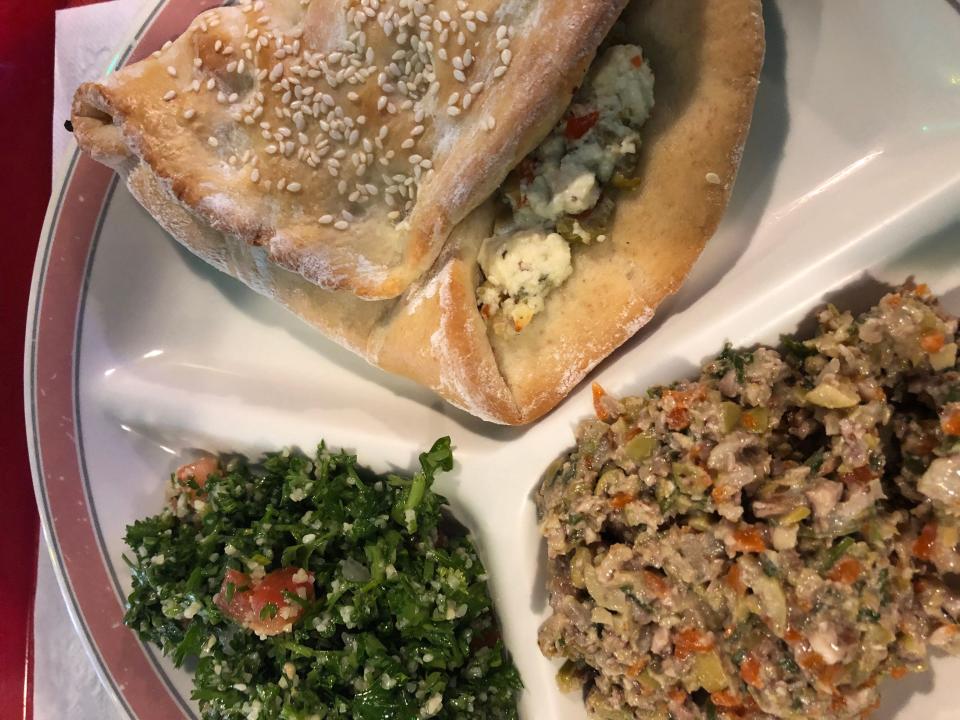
[630,54,644,68]
[712,484,737,503]
[610,492,635,510]
[921,331,945,353]
[732,527,767,553]
[668,688,689,705]
[914,522,937,561]
[890,665,909,680]
[710,691,743,708]
[592,383,611,421]
[828,556,862,584]
[673,627,714,660]
[626,659,648,677]
[887,294,902,307]
[841,465,874,486]
[664,390,692,430]
[942,410,960,437]
[739,655,764,688]
[725,564,746,595]
[916,283,931,297]
[643,569,670,598]
[784,628,803,645]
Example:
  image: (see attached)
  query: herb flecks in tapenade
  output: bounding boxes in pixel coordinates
[124,438,521,720]
[536,283,960,720]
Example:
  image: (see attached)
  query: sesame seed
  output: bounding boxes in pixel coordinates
[453,69,466,83]
[183,108,196,120]
[334,220,349,230]
[493,65,507,78]
[250,168,261,182]
[286,182,303,193]
[163,90,177,101]
[166,66,178,77]
[401,138,415,149]
[319,215,334,224]
[207,136,219,147]
[501,49,512,65]
[705,172,722,185]
[469,81,484,94]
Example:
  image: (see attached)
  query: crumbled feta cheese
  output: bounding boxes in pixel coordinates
[513,43,653,229]
[476,229,572,331]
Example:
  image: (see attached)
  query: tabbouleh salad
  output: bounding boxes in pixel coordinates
[123,437,521,720]
[536,283,960,719]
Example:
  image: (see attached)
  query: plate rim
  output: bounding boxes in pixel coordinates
[24,2,226,718]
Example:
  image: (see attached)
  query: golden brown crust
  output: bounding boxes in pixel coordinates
[72,0,627,300]
[71,0,764,425]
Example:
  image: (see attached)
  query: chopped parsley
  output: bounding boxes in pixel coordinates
[715,343,754,383]
[123,438,521,719]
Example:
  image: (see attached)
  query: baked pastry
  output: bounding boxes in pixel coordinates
[73,0,628,299]
[72,0,765,424]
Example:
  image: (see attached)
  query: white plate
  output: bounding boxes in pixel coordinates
[26,1,960,718]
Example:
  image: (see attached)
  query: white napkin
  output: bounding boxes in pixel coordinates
[38,4,146,718]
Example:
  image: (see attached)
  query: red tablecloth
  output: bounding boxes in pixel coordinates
[0,2,99,719]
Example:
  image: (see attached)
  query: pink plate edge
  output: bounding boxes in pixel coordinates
[24,2,224,718]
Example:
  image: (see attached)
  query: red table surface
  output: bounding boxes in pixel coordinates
[0,2,101,719]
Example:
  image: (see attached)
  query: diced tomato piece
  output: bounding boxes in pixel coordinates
[668,688,689,705]
[673,627,714,661]
[610,492,635,510]
[216,568,253,615]
[174,456,219,497]
[921,331,945,353]
[731,527,766,553]
[739,655,764,688]
[630,54,644,68]
[565,110,600,140]
[515,157,537,183]
[215,566,315,636]
[828,556,862,584]
[913,522,937,561]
